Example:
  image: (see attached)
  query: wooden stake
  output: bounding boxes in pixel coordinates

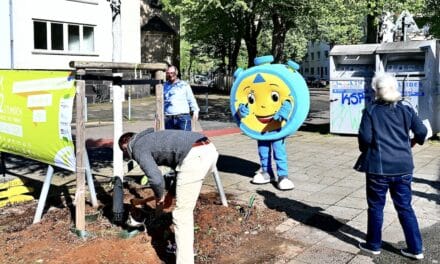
[155,70,165,131]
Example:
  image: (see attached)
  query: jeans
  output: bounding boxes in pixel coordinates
[165,114,192,131]
[366,173,423,254]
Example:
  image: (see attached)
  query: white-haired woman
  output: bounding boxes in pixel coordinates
[355,72,427,260]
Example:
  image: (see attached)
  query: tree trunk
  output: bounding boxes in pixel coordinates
[366,14,378,43]
[243,15,263,67]
[271,13,288,63]
[366,1,381,44]
[229,34,241,72]
[245,39,258,67]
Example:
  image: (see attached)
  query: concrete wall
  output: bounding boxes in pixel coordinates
[121,0,141,63]
[0,1,12,69]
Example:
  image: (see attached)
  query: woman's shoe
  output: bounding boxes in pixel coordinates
[358,242,381,255]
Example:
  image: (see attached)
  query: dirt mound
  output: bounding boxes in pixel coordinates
[0,184,289,264]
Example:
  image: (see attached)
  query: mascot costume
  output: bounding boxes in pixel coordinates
[230,55,310,190]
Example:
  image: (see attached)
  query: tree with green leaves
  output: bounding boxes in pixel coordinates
[162,0,433,75]
[265,1,314,63]
[162,0,245,72]
[423,0,440,37]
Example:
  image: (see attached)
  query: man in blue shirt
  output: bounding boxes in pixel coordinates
[164,66,200,131]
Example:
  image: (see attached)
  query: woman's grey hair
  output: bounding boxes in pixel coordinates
[371,72,401,102]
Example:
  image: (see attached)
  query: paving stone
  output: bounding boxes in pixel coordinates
[323,206,363,221]
[347,255,375,264]
[282,224,330,245]
[335,197,368,210]
[382,222,406,244]
[275,243,306,263]
[317,176,341,185]
[315,233,361,254]
[351,210,397,228]
[276,218,302,233]
[302,192,345,205]
[333,178,365,189]
[413,202,440,221]
[348,187,366,199]
[294,244,355,264]
[320,185,355,196]
[293,181,327,192]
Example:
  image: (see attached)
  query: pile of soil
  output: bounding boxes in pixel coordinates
[0,182,288,264]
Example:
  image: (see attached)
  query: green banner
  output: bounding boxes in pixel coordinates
[0,70,76,171]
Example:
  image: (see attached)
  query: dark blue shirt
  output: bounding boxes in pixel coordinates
[355,100,427,175]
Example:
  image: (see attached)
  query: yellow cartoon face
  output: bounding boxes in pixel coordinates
[234,72,294,133]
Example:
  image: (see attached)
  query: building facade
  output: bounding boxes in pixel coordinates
[140,0,179,67]
[301,41,331,86]
[0,0,140,70]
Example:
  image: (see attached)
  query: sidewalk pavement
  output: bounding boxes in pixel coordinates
[3,93,440,263]
[207,128,439,264]
[83,118,440,264]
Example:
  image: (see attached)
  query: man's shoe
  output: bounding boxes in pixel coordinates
[277,178,294,190]
[401,249,424,260]
[252,171,271,184]
[359,242,381,255]
[126,214,144,228]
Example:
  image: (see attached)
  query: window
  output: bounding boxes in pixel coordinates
[51,23,63,50]
[311,53,314,61]
[34,21,47,49]
[311,68,315,75]
[33,20,95,54]
[317,51,321,60]
[68,25,80,51]
[83,26,94,52]
[325,51,329,58]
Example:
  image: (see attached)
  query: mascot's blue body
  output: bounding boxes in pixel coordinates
[230,55,310,190]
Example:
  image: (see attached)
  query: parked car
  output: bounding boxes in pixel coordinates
[193,75,209,85]
[306,77,328,88]
[314,79,328,88]
[306,77,316,86]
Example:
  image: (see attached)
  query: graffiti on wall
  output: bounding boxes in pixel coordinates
[330,80,374,134]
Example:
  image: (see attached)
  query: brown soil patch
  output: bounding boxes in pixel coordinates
[0,183,289,264]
